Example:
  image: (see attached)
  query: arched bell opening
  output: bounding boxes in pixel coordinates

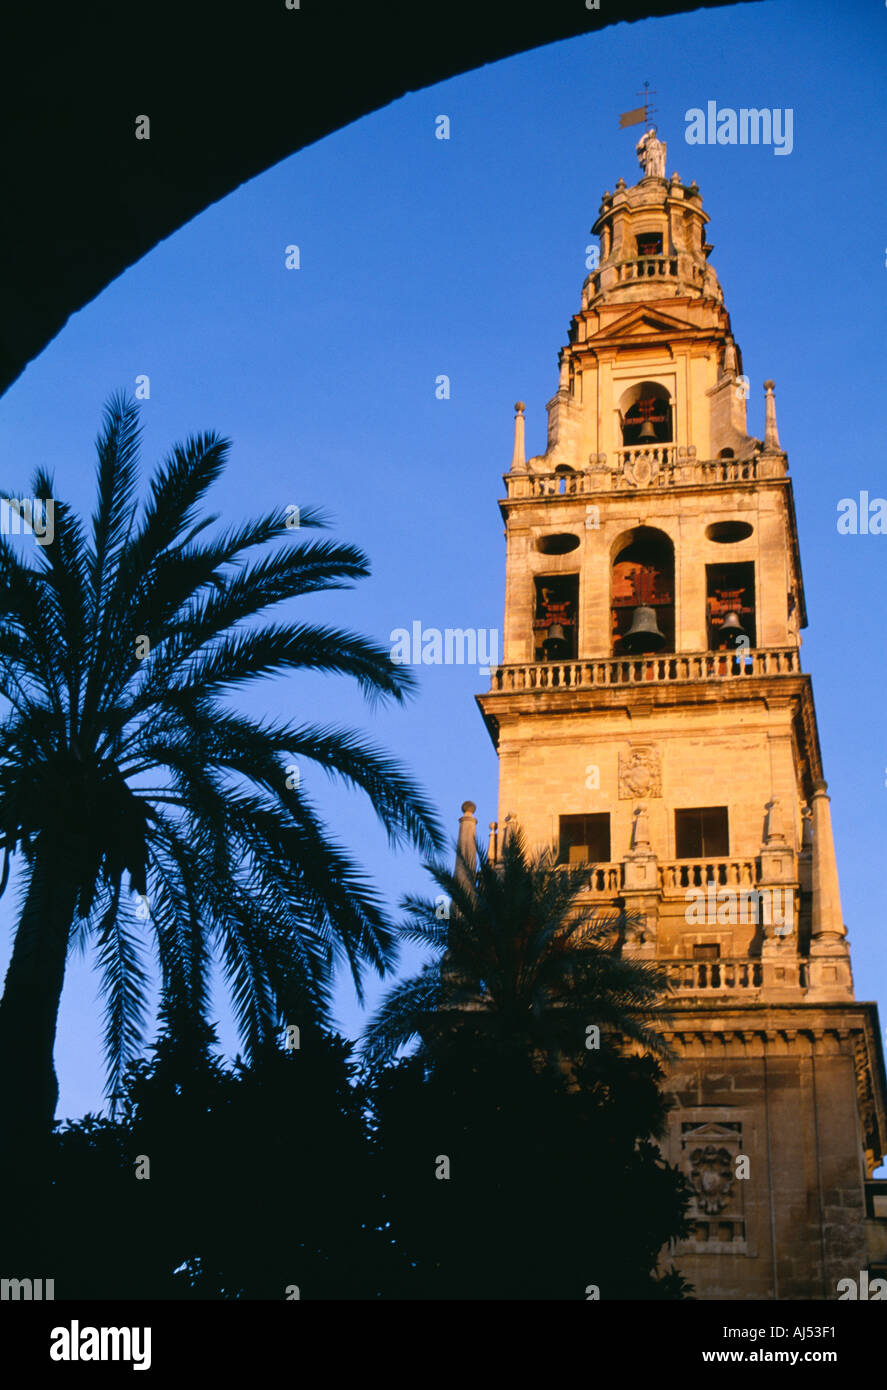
[534,574,578,661]
[611,527,675,655]
[618,381,673,448]
[706,561,756,650]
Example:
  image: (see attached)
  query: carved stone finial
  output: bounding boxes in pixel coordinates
[455,801,478,888]
[763,379,781,451]
[801,805,814,849]
[488,820,499,862]
[511,401,526,473]
[810,782,847,942]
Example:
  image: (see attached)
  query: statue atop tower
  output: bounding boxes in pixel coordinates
[635,126,666,178]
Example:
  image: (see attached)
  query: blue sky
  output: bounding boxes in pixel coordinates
[0,0,885,1121]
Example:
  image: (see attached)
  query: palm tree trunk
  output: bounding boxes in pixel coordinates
[0,842,78,1146]
[0,843,79,1276]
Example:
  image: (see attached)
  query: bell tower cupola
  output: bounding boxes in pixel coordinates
[587,128,721,310]
[540,128,761,483]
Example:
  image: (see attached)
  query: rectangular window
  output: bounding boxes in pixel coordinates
[637,232,663,256]
[693,943,721,960]
[675,807,729,858]
[558,813,611,866]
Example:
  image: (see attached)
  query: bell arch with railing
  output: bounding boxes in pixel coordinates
[618,380,673,448]
[611,525,675,655]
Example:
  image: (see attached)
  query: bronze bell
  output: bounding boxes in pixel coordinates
[622,605,666,652]
[718,610,747,646]
[637,416,657,442]
[543,622,568,659]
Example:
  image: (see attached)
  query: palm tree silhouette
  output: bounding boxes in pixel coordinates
[0,393,443,1147]
[361,823,672,1070]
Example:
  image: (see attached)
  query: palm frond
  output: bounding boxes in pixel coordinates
[362,826,675,1067]
[0,394,442,1106]
[360,964,442,1070]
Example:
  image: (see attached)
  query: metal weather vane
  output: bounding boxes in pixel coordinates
[619,83,666,178]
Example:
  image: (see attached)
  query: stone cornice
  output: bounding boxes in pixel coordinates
[476,668,824,792]
[657,1001,887,1170]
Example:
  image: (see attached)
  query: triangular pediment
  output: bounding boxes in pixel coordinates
[681,1121,742,1145]
[588,305,701,342]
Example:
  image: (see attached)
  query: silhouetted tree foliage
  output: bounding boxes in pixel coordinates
[361,829,694,1298]
[369,1030,694,1300]
[361,829,674,1070]
[23,1015,692,1300]
[32,1024,404,1299]
[20,828,696,1298]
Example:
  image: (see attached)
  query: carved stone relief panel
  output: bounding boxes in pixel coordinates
[619,744,662,799]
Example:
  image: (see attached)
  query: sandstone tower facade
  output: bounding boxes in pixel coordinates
[475,138,887,1299]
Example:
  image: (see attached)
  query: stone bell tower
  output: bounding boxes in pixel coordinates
[475,133,887,1299]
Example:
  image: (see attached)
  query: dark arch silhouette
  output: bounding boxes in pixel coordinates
[0,0,753,399]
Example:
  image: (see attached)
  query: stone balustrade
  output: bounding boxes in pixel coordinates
[547,858,767,897]
[517,470,589,497]
[668,958,764,992]
[616,254,679,281]
[700,457,758,483]
[488,648,800,693]
[659,858,759,893]
[505,452,759,498]
[586,256,679,295]
[571,863,622,894]
[616,444,677,468]
[560,858,764,898]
